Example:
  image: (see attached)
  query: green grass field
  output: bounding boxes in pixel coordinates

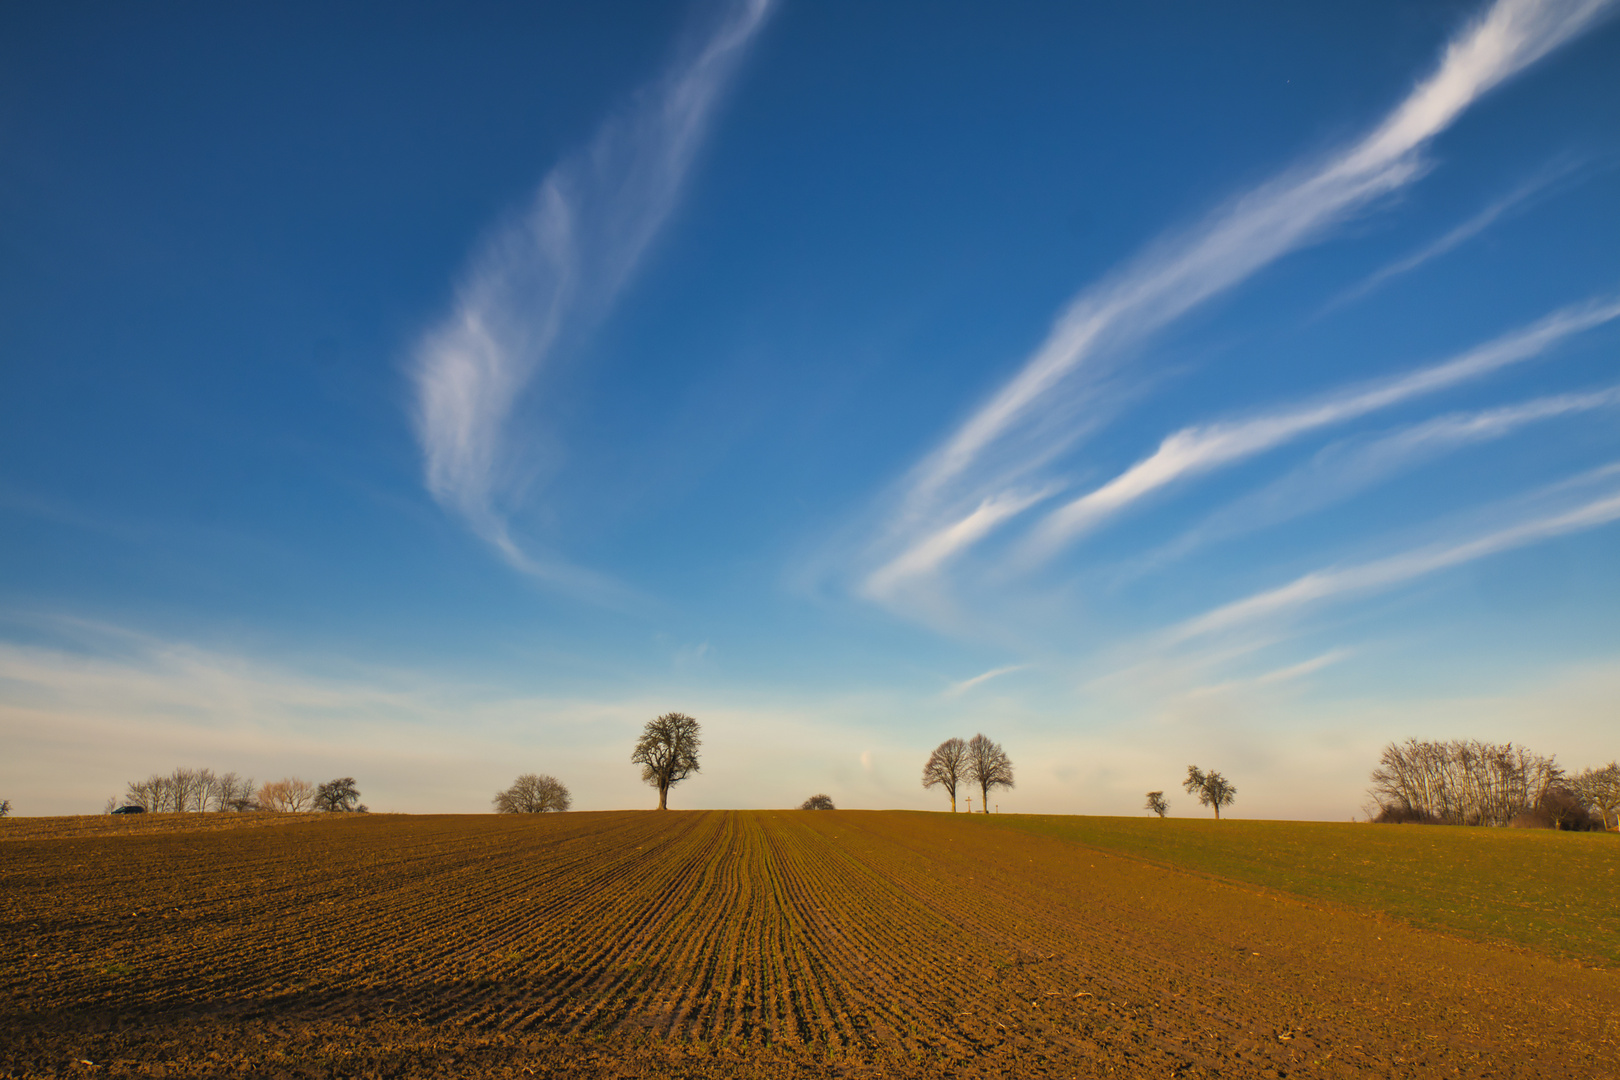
[986,813,1620,968]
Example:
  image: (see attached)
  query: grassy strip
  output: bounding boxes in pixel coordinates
[979,813,1620,968]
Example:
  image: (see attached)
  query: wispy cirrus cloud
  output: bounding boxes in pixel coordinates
[1322,158,1586,312]
[861,0,1616,608]
[410,0,772,597]
[863,485,1058,604]
[1015,294,1620,565]
[1150,383,1620,564]
[1169,475,1620,643]
[1181,649,1352,700]
[943,663,1032,698]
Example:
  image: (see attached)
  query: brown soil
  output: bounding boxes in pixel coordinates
[1,810,1614,1078]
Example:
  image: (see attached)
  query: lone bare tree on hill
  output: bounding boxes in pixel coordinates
[315,777,366,813]
[632,712,701,810]
[1184,766,1236,819]
[922,737,968,812]
[966,734,1013,813]
[493,774,571,813]
[800,794,835,810]
[1145,791,1169,817]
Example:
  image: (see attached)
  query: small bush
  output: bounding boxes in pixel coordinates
[1373,803,1442,825]
[1535,788,1601,831]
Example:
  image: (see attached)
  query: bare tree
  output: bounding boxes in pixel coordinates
[0,799,10,817]
[257,778,316,812]
[493,773,571,813]
[1145,791,1169,818]
[922,737,968,812]
[315,777,365,813]
[965,734,1013,814]
[170,768,215,812]
[211,772,256,812]
[125,772,189,812]
[1184,766,1236,819]
[1568,762,1620,831]
[125,774,162,812]
[631,712,701,810]
[800,793,835,810]
[194,769,222,811]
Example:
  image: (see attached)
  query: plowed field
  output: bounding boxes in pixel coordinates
[2,811,1615,1079]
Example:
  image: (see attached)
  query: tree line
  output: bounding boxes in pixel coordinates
[101,717,1610,827]
[110,769,366,814]
[1368,738,1619,829]
[490,720,1018,816]
[493,715,1244,819]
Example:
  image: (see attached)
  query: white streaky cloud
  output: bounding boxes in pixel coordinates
[1170,482,1620,643]
[1182,649,1352,700]
[1019,295,1620,564]
[411,0,773,590]
[943,663,1033,698]
[1154,383,1620,563]
[862,485,1059,602]
[1325,158,1583,311]
[876,0,1615,582]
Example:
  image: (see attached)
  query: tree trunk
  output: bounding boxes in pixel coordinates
[950,792,956,812]
[658,783,668,810]
[1213,804,1221,820]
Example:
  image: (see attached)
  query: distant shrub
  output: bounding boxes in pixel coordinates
[1535,788,1600,831]
[800,794,835,810]
[1372,803,1442,825]
[1503,791,1602,830]
[494,774,571,814]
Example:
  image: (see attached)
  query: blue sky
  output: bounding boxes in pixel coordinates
[3,0,1618,817]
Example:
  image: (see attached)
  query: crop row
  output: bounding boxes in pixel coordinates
[3,811,1615,1078]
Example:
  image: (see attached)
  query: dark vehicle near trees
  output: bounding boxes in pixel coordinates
[111,805,146,815]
